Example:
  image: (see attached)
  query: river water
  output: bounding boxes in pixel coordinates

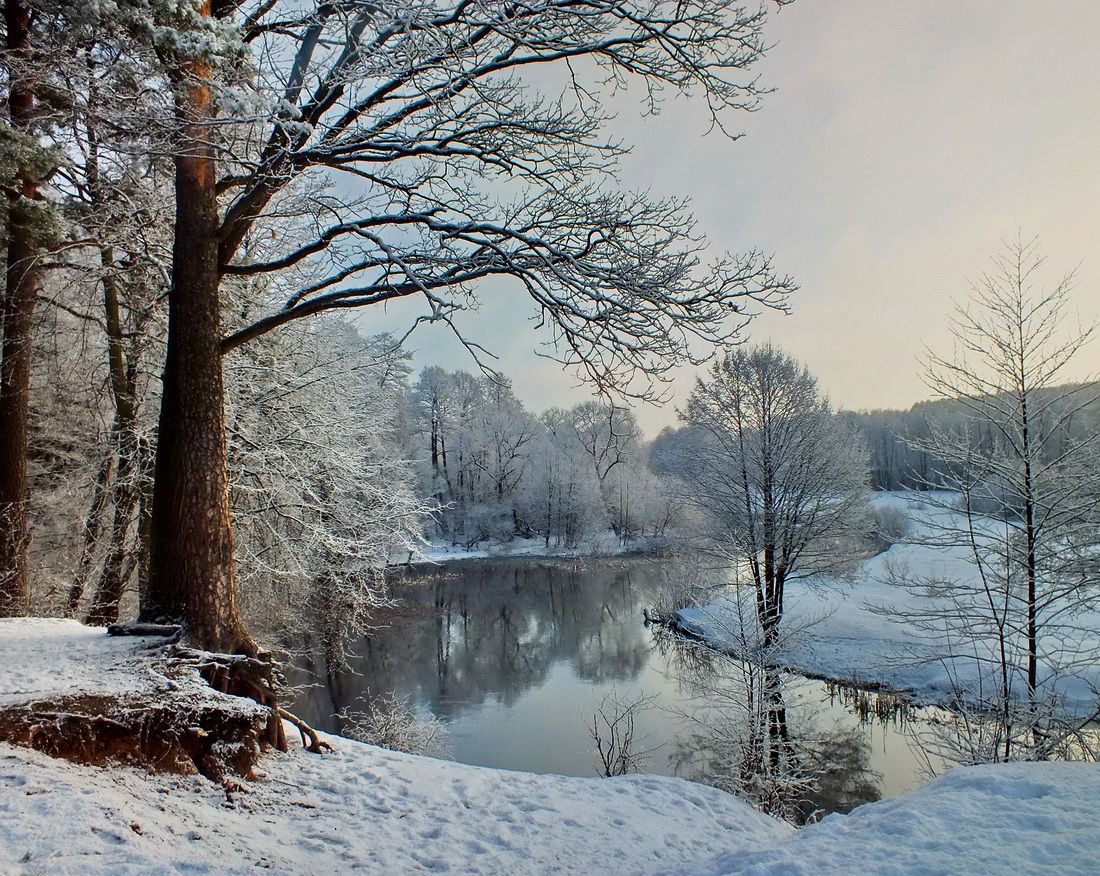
[293,556,933,816]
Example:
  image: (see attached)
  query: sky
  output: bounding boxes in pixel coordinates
[355,0,1100,437]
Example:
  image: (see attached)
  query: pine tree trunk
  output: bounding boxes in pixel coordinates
[144,17,251,656]
[0,0,37,617]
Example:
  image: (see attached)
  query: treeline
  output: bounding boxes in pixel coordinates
[844,385,1100,491]
[406,368,681,549]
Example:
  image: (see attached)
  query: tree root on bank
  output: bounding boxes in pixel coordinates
[0,632,336,778]
[277,707,334,754]
[164,645,289,753]
[0,691,270,780]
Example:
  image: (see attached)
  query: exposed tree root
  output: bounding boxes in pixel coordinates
[0,691,269,780]
[277,707,334,754]
[0,628,335,779]
[165,645,288,753]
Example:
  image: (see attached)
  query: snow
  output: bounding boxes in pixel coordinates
[2,744,1097,876]
[687,763,1100,876]
[0,618,165,707]
[1,617,1097,874]
[402,531,645,564]
[0,739,790,875]
[673,492,1100,712]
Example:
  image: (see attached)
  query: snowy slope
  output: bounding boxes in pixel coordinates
[684,763,1100,876]
[0,617,166,706]
[674,492,1100,711]
[0,618,786,874]
[0,739,790,875]
[3,741,1097,875]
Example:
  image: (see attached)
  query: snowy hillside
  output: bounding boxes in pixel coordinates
[688,763,1100,876]
[4,737,1098,875]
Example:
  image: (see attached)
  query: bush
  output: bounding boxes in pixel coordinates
[340,692,448,757]
[873,503,910,546]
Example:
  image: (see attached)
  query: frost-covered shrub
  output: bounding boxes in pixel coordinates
[340,693,448,757]
[873,503,911,546]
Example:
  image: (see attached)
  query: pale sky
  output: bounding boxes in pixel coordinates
[356,0,1100,437]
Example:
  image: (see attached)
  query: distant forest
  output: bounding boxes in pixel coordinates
[842,385,1100,490]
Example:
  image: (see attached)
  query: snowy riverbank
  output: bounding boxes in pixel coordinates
[673,492,1100,712]
[6,735,1098,875]
[396,531,655,564]
[1,618,1098,874]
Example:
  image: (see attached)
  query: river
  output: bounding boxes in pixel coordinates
[292,555,935,819]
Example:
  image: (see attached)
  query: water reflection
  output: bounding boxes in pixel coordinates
[296,559,656,731]
[291,557,927,814]
[660,633,882,823]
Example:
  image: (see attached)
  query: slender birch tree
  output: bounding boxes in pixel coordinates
[889,237,1100,763]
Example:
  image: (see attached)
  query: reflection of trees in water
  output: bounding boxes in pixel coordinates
[296,558,656,730]
[662,632,882,824]
[802,728,882,819]
[824,681,912,729]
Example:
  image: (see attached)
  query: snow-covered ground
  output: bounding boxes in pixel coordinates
[1,618,1098,874]
[674,492,1100,711]
[689,762,1100,876]
[4,739,1098,875]
[0,617,166,707]
[399,531,646,564]
[0,737,790,875]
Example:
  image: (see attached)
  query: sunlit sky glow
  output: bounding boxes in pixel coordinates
[356,0,1100,437]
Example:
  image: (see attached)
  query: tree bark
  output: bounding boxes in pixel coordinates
[84,208,142,623]
[86,426,139,626]
[0,0,38,617]
[144,13,250,656]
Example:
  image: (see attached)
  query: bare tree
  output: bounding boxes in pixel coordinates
[887,237,1100,763]
[570,401,641,486]
[224,313,430,663]
[665,584,814,822]
[669,344,871,650]
[589,690,656,777]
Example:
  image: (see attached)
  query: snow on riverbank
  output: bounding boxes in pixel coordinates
[674,492,1100,711]
[3,741,1098,875]
[399,531,649,564]
[0,738,790,875]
